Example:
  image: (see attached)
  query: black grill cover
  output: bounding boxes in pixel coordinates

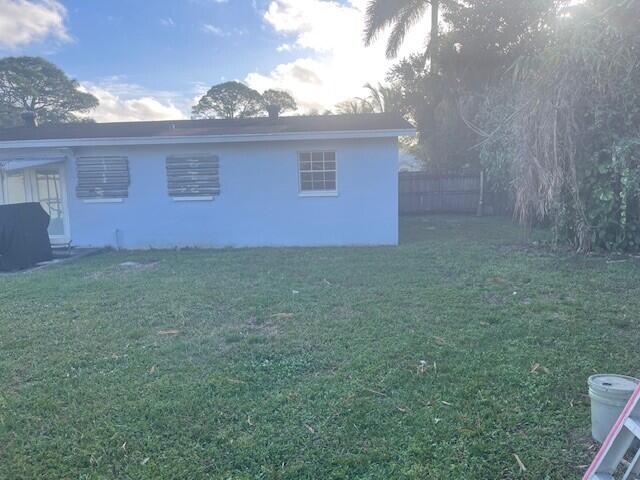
[0,203,53,271]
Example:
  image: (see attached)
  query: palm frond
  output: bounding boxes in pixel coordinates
[385,0,429,58]
[363,82,384,112]
[364,0,421,46]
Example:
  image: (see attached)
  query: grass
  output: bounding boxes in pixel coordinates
[1,215,639,479]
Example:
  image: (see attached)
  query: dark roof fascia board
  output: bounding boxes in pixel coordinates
[0,128,416,150]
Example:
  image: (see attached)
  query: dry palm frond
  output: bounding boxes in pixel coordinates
[505,1,639,249]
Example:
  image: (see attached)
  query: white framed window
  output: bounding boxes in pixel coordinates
[298,151,337,196]
[0,163,71,243]
[166,154,220,200]
[76,156,130,201]
[6,172,28,204]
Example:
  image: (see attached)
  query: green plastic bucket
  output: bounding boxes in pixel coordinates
[588,374,640,443]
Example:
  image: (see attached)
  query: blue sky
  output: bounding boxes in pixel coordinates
[0,0,427,121]
[52,1,286,93]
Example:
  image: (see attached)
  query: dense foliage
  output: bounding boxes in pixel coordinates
[193,82,298,119]
[477,0,640,251]
[366,0,640,252]
[0,56,98,127]
[367,0,564,171]
[261,89,297,114]
[192,81,263,119]
[335,83,405,115]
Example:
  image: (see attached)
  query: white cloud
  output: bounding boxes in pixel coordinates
[202,24,228,36]
[0,0,70,49]
[277,43,292,52]
[79,80,188,122]
[245,0,427,112]
[202,24,247,36]
[159,17,175,27]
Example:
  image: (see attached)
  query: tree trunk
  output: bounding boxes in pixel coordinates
[430,0,440,76]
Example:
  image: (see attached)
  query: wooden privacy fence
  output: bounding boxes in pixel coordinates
[399,172,482,214]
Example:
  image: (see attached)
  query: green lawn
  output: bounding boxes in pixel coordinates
[1,216,638,479]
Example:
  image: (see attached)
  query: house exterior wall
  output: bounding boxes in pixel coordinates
[58,137,398,248]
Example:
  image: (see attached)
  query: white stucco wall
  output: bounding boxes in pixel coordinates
[50,137,398,248]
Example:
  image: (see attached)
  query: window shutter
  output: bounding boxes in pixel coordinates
[76,157,130,199]
[166,155,220,198]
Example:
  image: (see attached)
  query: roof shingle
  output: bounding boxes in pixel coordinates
[0,113,414,142]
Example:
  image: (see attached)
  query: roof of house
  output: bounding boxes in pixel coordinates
[0,113,414,147]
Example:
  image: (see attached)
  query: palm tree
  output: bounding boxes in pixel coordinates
[361,82,403,113]
[364,0,441,75]
[335,99,375,115]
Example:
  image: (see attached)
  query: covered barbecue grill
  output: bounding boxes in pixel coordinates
[0,203,52,271]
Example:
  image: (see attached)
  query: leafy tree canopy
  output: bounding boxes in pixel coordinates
[476,0,640,252]
[381,0,566,170]
[0,56,98,127]
[442,0,565,89]
[261,89,297,114]
[192,81,263,119]
[193,83,300,119]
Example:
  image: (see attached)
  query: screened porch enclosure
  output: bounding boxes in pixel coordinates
[0,160,70,243]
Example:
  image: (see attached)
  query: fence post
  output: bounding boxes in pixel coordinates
[476,170,484,217]
[0,166,5,204]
